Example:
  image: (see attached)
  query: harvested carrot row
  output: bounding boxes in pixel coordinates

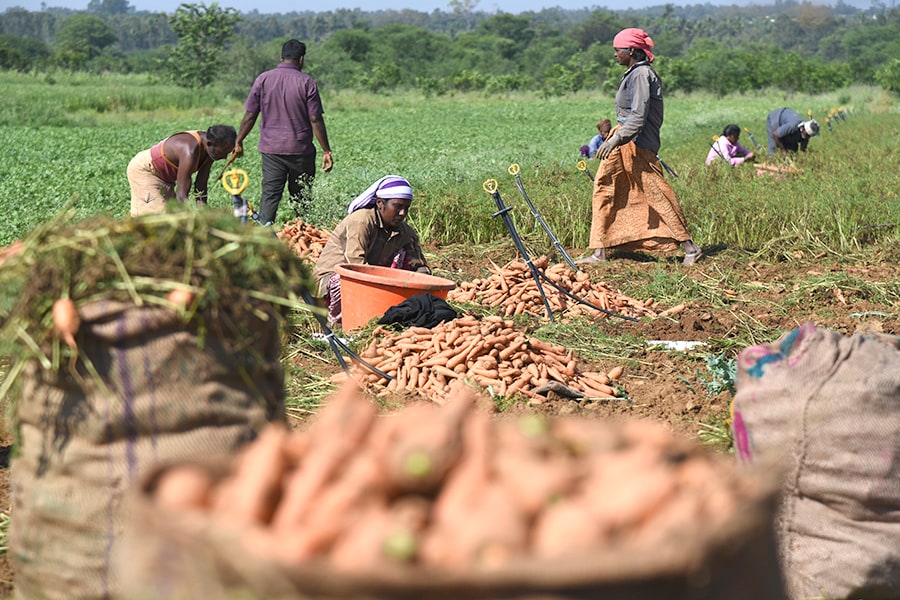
[276,218,331,262]
[447,256,666,320]
[353,315,627,403]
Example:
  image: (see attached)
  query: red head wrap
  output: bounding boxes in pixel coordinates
[613,28,655,63]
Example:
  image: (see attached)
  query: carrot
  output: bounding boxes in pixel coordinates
[545,364,567,383]
[531,494,603,559]
[505,376,531,395]
[578,380,617,398]
[154,464,214,511]
[211,423,288,526]
[658,303,686,318]
[607,365,625,381]
[447,337,482,369]
[493,421,578,518]
[421,481,527,570]
[329,497,429,572]
[551,418,621,456]
[166,288,195,309]
[379,393,474,494]
[52,297,80,349]
[271,382,377,529]
[632,488,705,548]
[498,341,524,361]
[677,457,737,519]
[468,367,499,380]
[582,446,678,534]
[463,339,489,363]
[431,364,462,380]
[276,451,385,563]
[580,371,611,386]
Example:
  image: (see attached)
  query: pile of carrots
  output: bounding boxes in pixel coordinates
[448,256,680,320]
[354,315,625,402]
[0,239,23,268]
[277,219,330,262]
[150,383,751,573]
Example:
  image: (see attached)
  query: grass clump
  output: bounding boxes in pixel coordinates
[0,207,319,409]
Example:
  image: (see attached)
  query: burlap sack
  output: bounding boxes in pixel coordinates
[10,300,286,600]
[732,323,900,600]
[117,454,785,600]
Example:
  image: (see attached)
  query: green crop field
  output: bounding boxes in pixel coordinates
[1,71,898,256]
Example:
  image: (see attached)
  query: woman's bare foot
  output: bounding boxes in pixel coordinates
[576,248,607,264]
[682,241,703,265]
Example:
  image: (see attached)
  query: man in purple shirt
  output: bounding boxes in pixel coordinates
[234,39,333,226]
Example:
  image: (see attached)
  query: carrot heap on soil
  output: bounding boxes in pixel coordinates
[448,255,666,320]
[150,382,757,573]
[277,218,331,262]
[351,314,625,403]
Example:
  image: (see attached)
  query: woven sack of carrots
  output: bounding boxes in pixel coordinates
[0,210,316,600]
[732,324,900,600]
[117,380,786,600]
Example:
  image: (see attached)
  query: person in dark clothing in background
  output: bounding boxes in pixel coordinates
[233,39,333,226]
[766,107,819,155]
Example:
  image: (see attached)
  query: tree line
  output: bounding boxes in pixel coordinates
[1,0,898,97]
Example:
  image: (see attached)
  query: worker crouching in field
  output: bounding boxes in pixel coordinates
[313,175,431,327]
[766,107,819,155]
[706,124,756,166]
[127,125,237,216]
[579,28,703,266]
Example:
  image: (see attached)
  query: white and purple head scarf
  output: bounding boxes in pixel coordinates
[347,175,414,213]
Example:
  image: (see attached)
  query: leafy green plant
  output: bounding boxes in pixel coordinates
[698,352,736,397]
[697,413,734,453]
[0,511,8,555]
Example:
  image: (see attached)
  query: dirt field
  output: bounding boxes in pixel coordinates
[0,240,896,596]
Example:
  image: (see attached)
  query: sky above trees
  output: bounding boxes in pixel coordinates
[2,0,873,15]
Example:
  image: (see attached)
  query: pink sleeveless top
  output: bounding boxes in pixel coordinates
[149,131,202,183]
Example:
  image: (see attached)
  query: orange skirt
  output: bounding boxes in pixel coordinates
[589,142,691,253]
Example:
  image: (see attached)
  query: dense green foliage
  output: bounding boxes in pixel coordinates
[0,1,898,96]
[0,72,897,265]
[166,3,239,88]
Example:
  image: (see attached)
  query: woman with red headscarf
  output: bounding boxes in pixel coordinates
[578,28,703,266]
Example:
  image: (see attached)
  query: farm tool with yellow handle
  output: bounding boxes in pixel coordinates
[743,128,763,153]
[580,152,677,179]
[576,159,594,183]
[709,136,729,164]
[300,289,394,382]
[507,163,578,272]
[220,168,391,378]
[215,151,239,181]
[657,154,679,178]
[221,168,261,225]
[482,179,636,323]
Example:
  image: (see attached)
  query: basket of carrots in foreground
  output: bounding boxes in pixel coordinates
[118,382,785,600]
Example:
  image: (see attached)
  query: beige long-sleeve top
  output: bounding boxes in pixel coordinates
[313,207,429,296]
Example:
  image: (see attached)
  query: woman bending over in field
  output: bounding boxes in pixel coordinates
[313,175,431,328]
[127,125,236,216]
[706,124,756,166]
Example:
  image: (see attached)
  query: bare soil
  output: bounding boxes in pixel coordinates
[0,241,896,597]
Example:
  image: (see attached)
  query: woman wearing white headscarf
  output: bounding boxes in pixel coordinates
[313,175,431,327]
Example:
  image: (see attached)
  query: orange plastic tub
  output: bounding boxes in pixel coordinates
[335,263,456,330]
